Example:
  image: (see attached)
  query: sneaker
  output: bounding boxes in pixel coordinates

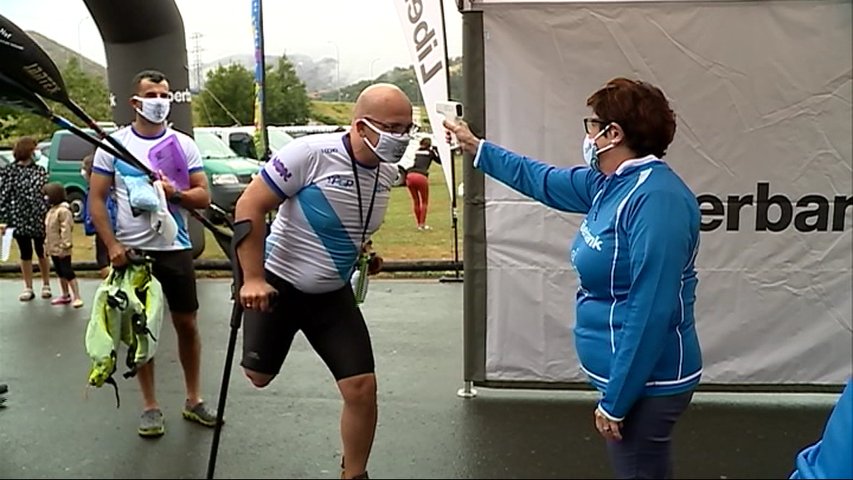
[182,401,220,427]
[18,288,34,302]
[72,298,84,309]
[0,384,7,395]
[138,408,165,438]
[40,285,52,299]
[51,295,71,306]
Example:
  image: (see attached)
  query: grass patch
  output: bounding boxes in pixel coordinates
[310,101,355,125]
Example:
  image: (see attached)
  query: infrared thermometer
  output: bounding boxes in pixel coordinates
[435,101,464,148]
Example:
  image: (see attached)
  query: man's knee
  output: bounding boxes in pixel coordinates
[338,373,376,406]
[244,368,275,388]
[171,311,198,335]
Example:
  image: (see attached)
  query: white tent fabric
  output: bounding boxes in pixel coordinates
[477,0,852,385]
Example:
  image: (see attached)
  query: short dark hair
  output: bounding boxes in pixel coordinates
[586,78,677,158]
[43,182,67,206]
[132,70,169,94]
[419,137,432,148]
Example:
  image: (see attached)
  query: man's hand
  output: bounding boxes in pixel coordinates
[108,243,129,268]
[443,119,481,156]
[158,171,177,198]
[240,277,278,312]
[367,254,384,276]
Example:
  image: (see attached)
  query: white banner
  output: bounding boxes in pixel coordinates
[393,0,455,200]
[480,0,852,385]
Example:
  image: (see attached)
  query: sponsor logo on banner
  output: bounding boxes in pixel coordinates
[393,0,455,201]
[698,183,852,232]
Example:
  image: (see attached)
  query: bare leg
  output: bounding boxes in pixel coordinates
[137,359,158,411]
[172,310,202,404]
[68,279,81,301]
[59,278,69,297]
[338,373,377,479]
[37,256,50,286]
[20,260,33,290]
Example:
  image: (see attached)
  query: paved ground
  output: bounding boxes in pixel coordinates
[0,278,839,479]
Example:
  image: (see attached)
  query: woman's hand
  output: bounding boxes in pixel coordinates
[594,407,623,441]
[443,119,481,156]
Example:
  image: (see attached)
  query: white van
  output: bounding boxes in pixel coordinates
[196,126,295,160]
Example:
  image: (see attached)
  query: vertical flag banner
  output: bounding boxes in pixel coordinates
[251,0,269,158]
[393,0,454,200]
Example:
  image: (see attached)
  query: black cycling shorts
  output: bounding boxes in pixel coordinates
[142,249,199,314]
[241,270,375,381]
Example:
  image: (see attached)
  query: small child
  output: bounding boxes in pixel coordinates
[81,154,115,279]
[43,182,83,308]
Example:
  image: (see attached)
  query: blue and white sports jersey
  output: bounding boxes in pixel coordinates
[261,133,398,294]
[92,126,203,251]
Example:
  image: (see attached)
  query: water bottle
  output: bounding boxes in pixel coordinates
[351,255,370,305]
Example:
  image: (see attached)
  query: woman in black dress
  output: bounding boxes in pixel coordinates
[0,137,52,301]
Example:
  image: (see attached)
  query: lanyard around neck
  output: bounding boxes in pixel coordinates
[351,159,380,245]
[342,133,381,246]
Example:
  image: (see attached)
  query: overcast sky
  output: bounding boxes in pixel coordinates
[0,0,464,83]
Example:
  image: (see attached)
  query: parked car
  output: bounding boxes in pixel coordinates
[0,149,13,168]
[191,129,261,222]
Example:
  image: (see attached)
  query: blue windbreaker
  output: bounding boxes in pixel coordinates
[475,140,703,420]
[790,378,853,479]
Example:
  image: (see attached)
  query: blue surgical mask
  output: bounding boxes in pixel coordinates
[582,125,614,172]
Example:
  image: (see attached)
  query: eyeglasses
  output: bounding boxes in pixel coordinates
[583,117,608,135]
[363,117,418,136]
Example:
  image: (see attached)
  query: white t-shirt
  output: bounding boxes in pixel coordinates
[262,132,398,294]
[92,126,203,251]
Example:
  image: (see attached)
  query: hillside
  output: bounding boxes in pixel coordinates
[26,31,107,80]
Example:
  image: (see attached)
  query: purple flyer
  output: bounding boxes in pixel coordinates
[149,134,190,191]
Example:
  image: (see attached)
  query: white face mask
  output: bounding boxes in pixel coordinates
[360,119,410,164]
[133,96,171,124]
[582,124,615,172]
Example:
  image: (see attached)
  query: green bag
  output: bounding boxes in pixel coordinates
[84,261,164,407]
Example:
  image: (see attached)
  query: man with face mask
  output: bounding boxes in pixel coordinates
[233,83,413,479]
[88,70,216,439]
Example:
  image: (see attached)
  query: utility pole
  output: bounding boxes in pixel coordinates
[191,32,204,91]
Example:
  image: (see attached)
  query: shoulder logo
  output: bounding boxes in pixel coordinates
[272,158,293,182]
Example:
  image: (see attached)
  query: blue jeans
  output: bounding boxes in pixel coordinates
[606,390,694,479]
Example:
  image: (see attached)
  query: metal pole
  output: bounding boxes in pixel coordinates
[439,0,463,284]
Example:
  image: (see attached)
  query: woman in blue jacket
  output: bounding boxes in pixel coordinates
[445,77,702,479]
